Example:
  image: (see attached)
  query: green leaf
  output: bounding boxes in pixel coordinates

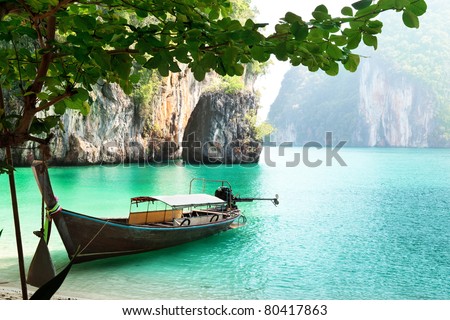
[284,12,302,24]
[343,53,360,72]
[80,101,90,116]
[208,8,219,20]
[112,54,132,79]
[192,64,206,81]
[222,47,239,66]
[346,32,362,50]
[158,62,169,77]
[274,42,288,61]
[326,44,344,59]
[90,49,111,70]
[275,23,290,34]
[173,47,191,64]
[250,46,270,62]
[402,9,420,28]
[312,5,330,21]
[354,4,378,18]
[134,55,147,66]
[363,33,378,49]
[243,19,254,30]
[314,4,328,14]
[241,29,263,45]
[120,79,133,95]
[72,87,89,102]
[200,52,217,70]
[367,20,383,32]
[24,63,37,79]
[394,0,409,10]
[144,54,161,70]
[233,64,244,76]
[36,92,50,100]
[145,35,164,48]
[64,97,82,110]
[227,20,243,32]
[307,62,319,72]
[291,21,309,41]
[136,9,148,18]
[407,0,427,16]
[325,61,339,76]
[377,0,395,10]
[54,101,66,115]
[330,35,348,46]
[29,116,60,135]
[290,56,302,66]
[169,61,181,73]
[16,26,37,39]
[308,28,327,40]
[129,73,140,84]
[352,0,372,10]
[341,6,354,16]
[73,15,96,31]
[73,46,89,63]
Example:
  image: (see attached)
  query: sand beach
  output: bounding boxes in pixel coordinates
[0,286,77,300]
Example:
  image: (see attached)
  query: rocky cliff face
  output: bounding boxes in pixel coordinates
[52,68,204,165]
[182,92,261,164]
[355,61,437,147]
[8,68,260,165]
[268,57,448,147]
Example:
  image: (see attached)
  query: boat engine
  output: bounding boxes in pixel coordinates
[215,186,236,208]
[215,185,280,207]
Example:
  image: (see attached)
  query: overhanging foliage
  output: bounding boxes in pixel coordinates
[0,0,427,154]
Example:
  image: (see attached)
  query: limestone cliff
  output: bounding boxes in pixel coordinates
[355,60,437,147]
[182,92,261,164]
[7,67,261,165]
[268,57,448,147]
[268,0,450,148]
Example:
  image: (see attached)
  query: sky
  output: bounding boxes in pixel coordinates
[250,0,350,121]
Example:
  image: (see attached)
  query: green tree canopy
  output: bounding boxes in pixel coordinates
[0,0,427,152]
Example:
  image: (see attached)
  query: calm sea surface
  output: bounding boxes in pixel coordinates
[0,147,449,299]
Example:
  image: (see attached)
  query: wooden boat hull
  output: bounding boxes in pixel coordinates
[52,209,239,263]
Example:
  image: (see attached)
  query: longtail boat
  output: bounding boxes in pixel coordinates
[31,161,278,264]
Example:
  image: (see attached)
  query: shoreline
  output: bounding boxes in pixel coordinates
[0,286,78,300]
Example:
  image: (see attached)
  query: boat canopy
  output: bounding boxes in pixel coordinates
[131,193,225,208]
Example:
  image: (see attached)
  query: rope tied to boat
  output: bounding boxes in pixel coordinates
[46,201,61,216]
[78,219,110,258]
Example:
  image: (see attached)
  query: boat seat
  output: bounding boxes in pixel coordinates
[128,209,182,224]
[192,209,221,215]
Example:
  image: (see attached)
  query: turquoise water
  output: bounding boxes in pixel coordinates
[0,148,449,299]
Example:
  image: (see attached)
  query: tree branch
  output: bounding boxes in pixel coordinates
[32,0,76,21]
[25,15,57,108]
[33,91,74,114]
[26,133,54,145]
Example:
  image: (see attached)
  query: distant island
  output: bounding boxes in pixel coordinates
[268,0,449,148]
